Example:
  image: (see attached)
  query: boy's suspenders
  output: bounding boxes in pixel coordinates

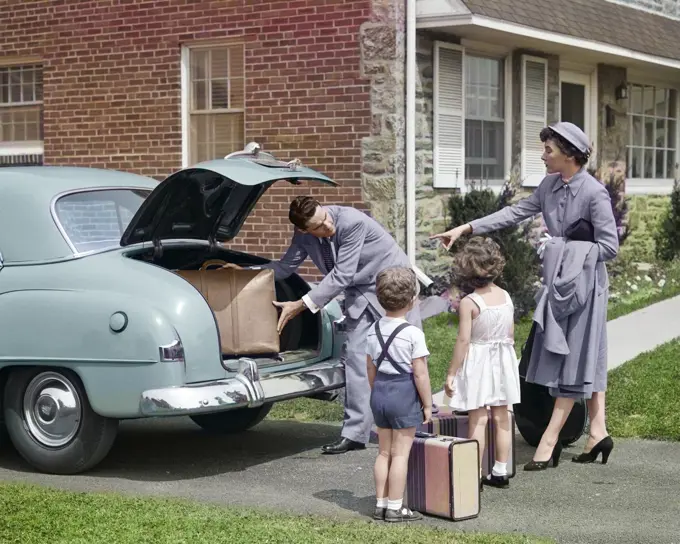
[374,321,412,374]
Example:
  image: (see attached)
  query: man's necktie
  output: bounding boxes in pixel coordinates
[321,238,334,272]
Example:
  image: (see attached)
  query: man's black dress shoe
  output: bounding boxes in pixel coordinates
[321,437,366,454]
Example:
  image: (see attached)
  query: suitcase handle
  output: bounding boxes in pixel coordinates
[415,431,455,443]
[200,259,229,270]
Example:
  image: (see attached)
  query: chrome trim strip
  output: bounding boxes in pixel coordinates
[139,358,345,416]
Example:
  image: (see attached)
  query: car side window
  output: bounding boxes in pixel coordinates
[53,189,151,254]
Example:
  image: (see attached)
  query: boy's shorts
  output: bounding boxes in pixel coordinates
[370,372,423,429]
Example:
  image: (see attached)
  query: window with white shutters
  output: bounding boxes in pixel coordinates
[465,55,505,182]
[521,56,548,186]
[433,42,465,189]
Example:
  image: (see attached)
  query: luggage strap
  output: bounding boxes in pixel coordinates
[374,321,412,374]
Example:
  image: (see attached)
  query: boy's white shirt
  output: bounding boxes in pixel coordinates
[366,316,430,375]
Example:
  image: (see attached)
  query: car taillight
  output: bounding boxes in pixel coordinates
[159,338,185,363]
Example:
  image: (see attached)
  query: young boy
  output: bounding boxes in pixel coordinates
[366,266,432,522]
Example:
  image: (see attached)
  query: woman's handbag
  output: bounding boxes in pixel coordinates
[564,218,595,242]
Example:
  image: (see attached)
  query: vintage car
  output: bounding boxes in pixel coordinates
[0,147,347,475]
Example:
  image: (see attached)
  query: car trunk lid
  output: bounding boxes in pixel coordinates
[120,150,337,247]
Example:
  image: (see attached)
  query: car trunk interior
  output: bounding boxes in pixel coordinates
[125,245,321,368]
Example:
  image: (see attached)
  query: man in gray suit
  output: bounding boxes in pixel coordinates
[266,196,423,454]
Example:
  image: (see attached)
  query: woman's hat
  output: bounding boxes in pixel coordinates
[547,122,592,155]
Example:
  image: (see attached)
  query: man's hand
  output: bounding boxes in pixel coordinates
[220,263,243,270]
[272,299,306,333]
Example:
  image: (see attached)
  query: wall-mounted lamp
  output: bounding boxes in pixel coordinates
[615,82,628,101]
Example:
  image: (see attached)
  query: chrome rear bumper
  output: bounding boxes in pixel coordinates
[139,358,345,416]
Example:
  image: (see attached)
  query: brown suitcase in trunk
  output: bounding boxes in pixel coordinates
[177,260,280,356]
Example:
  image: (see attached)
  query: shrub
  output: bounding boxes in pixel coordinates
[654,179,680,262]
[446,177,541,320]
[622,195,669,263]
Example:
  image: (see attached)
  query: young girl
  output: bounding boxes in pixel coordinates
[367,266,432,522]
[444,237,521,488]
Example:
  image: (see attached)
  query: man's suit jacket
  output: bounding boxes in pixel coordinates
[263,206,413,319]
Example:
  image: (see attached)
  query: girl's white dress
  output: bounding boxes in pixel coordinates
[448,290,522,412]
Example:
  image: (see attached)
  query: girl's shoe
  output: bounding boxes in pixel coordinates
[372,507,386,520]
[482,473,510,488]
[572,436,614,464]
[385,507,423,522]
[524,442,563,471]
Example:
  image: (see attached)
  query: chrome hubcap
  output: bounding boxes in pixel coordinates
[23,372,81,447]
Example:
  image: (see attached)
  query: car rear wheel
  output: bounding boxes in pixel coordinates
[3,368,119,474]
[190,403,273,433]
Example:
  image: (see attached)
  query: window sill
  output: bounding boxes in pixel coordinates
[522,173,546,188]
[0,142,44,156]
[464,178,506,186]
[625,178,676,195]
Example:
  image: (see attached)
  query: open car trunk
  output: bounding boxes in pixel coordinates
[117,148,339,370]
[126,245,321,369]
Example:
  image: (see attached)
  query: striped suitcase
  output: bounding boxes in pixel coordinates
[417,408,516,478]
[405,432,480,521]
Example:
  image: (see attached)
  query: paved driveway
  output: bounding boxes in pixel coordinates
[0,418,678,544]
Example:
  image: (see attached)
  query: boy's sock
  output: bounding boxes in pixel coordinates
[376,497,388,508]
[387,499,403,511]
[491,461,508,477]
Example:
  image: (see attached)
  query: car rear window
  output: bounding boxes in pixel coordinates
[54,189,151,253]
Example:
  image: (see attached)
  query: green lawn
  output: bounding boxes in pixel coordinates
[606,338,680,441]
[270,271,680,424]
[607,259,680,320]
[0,482,551,544]
[269,313,533,422]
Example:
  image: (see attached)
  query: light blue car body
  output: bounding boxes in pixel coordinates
[0,155,347,422]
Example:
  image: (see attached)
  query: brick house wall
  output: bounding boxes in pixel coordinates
[1,0,377,279]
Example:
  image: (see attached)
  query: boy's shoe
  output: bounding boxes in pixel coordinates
[482,473,510,488]
[385,507,423,522]
[372,507,386,520]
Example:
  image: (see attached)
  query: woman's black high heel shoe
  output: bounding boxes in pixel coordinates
[572,436,614,464]
[523,442,563,471]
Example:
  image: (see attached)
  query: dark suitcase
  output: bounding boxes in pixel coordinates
[405,432,480,521]
[515,322,588,447]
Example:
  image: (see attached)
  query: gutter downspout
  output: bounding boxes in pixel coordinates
[406,0,433,289]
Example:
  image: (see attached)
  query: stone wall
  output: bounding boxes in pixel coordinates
[360,0,407,246]
[413,32,458,279]
[597,64,629,174]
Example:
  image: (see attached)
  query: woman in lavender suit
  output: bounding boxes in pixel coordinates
[431,122,619,471]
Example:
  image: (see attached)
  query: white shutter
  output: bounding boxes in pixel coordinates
[521,55,547,186]
[433,42,465,189]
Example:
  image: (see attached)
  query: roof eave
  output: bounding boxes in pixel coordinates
[417,13,680,70]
